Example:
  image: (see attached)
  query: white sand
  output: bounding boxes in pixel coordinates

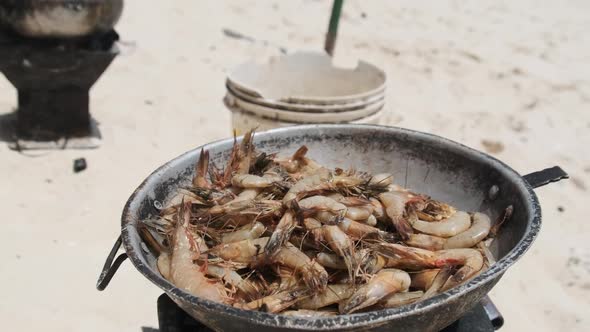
[0,1,588,331]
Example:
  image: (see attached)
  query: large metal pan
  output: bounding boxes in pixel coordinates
[97,124,567,331]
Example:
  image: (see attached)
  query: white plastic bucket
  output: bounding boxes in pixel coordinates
[229,104,384,136]
[225,90,384,124]
[225,51,387,134]
[226,82,384,113]
[227,51,386,104]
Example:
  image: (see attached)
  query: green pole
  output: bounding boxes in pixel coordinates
[324,0,344,56]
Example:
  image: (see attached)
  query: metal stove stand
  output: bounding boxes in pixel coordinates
[0,30,119,149]
[156,294,504,332]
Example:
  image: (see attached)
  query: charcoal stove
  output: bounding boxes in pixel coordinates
[0,29,119,149]
[0,0,125,149]
[155,294,504,332]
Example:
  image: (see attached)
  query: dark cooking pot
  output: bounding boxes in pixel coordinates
[97,124,567,331]
[0,0,123,38]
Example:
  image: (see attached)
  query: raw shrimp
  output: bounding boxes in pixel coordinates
[338,217,397,242]
[411,211,471,237]
[327,192,345,201]
[405,233,446,251]
[241,288,310,313]
[236,130,255,175]
[345,206,373,221]
[275,146,322,175]
[369,197,387,221]
[377,243,483,282]
[422,266,454,299]
[379,191,422,240]
[379,291,424,308]
[282,169,331,204]
[369,173,394,188]
[273,242,329,291]
[283,171,363,206]
[161,191,207,217]
[220,221,266,244]
[477,241,497,268]
[206,264,258,300]
[315,210,338,224]
[339,269,410,314]
[337,196,371,207]
[377,243,438,271]
[210,237,269,264]
[406,212,492,250]
[490,205,513,237]
[410,269,440,290]
[289,233,322,252]
[334,195,374,221]
[298,195,347,216]
[360,249,387,274]
[296,284,355,310]
[363,215,378,226]
[193,149,212,189]
[378,244,484,288]
[444,213,491,249]
[168,204,229,303]
[215,236,327,290]
[231,174,282,188]
[331,174,366,189]
[322,225,356,279]
[264,212,297,259]
[437,249,484,291]
[208,189,258,215]
[316,252,347,270]
[303,218,324,242]
[275,266,299,290]
[157,252,171,280]
[151,134,501,315]
[417,200,456,221]
[316,250,384,274]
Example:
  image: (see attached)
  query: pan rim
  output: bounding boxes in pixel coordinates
[120,124,540,329]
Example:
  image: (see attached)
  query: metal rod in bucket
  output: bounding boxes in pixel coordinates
[324,0,344,56]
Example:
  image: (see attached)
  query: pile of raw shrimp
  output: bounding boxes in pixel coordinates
[142,131,505,317]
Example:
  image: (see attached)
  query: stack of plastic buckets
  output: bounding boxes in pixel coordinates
[225,52,386,135]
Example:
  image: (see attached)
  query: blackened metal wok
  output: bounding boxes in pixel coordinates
[97,124,568,332]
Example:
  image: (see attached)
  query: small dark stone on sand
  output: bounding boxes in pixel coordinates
[74,158,87,173]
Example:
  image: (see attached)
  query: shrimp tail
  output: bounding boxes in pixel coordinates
[339,291,369,314]
[342,248,357,283]
[490,205,514,237]
[392,217,414,240]
[193,149,211,189]
[237,130,256,174]
[222,134,240,186]
[292,145,309,161]
[422,266,455,299]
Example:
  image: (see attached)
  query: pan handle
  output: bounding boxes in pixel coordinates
[523,166,568,189]
[481,296,504,330]
[96,235,128,291]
